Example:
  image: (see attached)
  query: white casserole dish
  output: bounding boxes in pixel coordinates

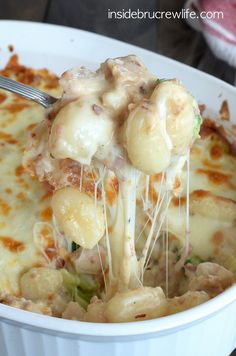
[0,20,236,356]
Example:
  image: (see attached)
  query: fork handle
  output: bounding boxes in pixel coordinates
[0,75,58,108]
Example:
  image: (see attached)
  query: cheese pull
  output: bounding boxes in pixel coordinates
[52,187,105,249]
[125,80,199,175]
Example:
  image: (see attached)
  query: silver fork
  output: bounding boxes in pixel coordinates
[0,75,58,108]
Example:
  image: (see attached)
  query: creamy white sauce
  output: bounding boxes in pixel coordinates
[25,55,199,295]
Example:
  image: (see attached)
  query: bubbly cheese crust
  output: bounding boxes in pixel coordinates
[167,121,236,273]
[0,55,63,295]
[0,55,235,322]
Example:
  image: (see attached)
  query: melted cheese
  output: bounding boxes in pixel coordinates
[167,133,236,270]
[0,58,62,294]
[0,56,235,322]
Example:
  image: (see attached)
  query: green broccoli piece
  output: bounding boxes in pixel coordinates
[156,78,168,84]
[185,255,204,265]
[193,114,203,138]
[71,241,80,252]
[61,269,98,309]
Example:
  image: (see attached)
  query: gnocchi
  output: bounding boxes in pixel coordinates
[49,97,113,165]
[188,262,233,297]
[124,102,171,174]
[125,80,199,174]
[104,287,167,322]
[52,187,105,249]
[20,267,63,301]
[166,291,209,315]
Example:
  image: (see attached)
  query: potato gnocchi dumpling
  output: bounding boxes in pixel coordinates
[52,187,105,249]
[49,97,113,165]
[125,80,199,174]
[104,287,167,322]
[124,102,171,175]
[20,267,63,301]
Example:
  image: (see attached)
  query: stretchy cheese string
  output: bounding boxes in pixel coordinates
[165,188,169,298]
[144,194,172,275]
[79,164,83,192]
[144,175,150,211]
[96,242,107,294]
[118,168,140,289]
[101,172,113,281]
[185,149,190,255]
[139,172,165,269]
[175,149,191,272]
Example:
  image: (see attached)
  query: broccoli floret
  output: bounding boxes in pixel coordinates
[193,114,203,138]
[71,241,80,252]
[61,269,98,308]
[185,255,204,265]
[156,78,168,84]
